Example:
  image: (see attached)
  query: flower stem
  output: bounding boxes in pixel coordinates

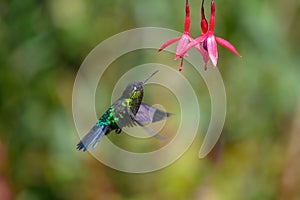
[184,0,190,33]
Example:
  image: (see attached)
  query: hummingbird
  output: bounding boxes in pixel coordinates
[77,70,170,151]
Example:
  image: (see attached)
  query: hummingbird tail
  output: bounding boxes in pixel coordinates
[76,124,109,151]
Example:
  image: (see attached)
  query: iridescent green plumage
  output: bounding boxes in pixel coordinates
[77,71,170,151]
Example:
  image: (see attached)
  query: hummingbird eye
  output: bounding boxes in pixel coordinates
[133,86,137,91]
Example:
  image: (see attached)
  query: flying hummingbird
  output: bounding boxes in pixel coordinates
[77,70,170,151]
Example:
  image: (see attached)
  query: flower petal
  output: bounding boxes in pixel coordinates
[178,34,207,56]
[194,34,208,44]
[174,55,181,60]
[207,35,218,67]
[175,34,193,57]
[215,36,241,57]
[158,37,180,52]
[195,44,209,70]
[184,0,191,32]
[209,0,216,32]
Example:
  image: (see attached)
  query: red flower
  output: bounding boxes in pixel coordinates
[158,0,193,71]
[194,0,210,70]
[186,0,241,68]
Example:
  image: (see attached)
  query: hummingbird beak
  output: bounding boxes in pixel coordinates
[142,70,159,85]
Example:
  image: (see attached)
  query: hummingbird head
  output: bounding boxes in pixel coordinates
[121,70,159,99]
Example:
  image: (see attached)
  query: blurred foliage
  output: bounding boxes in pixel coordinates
[1,0,300,199]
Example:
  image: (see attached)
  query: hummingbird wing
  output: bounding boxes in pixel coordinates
[111,100,169,140]
[111,99,137,128]
[130,114,167,141]
[135,103,171,124]
[76,123,109,151]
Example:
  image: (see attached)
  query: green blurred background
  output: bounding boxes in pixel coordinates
[1,0,300,199]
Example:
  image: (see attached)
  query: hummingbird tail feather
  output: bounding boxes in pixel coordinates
[77,124,109,151]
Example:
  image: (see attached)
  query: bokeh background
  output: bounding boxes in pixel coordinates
[1,0,300,199]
